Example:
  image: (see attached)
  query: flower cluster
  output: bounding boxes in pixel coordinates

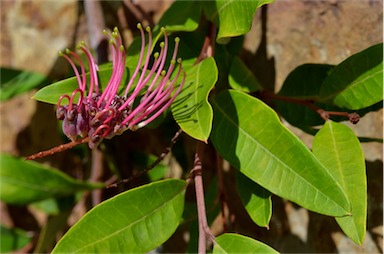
[56,24,185,149]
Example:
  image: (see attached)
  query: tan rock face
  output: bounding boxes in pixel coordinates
[2,0,77,74]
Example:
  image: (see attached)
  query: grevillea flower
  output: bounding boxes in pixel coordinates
[56,24,185,149]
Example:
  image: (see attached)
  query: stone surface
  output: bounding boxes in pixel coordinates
[0,1,382,253]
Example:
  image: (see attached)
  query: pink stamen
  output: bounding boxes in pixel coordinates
[92,108,115,125]
[92,124,111,138]
[69,88,84,111]
[58,94,70,108]
[135,70,185,128]
[123,24,147,98]
[98,29,126,108]
[139,41,168,103]
[98,40,120,106]
[59,51,85,91]
[67,50,87,92]
[105,46,126,107]
[119,28,168,111]
[79,42,99,97]
[126,61,184,128]
[134,26,153,90]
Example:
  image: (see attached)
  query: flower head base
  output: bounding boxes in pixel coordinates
[57,24,185,149]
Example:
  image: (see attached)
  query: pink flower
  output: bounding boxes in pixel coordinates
[56,24,185,148]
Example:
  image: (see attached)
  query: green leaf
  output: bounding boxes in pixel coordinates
[172,57,217,141]
[313,121,367,245]
[319,43,383,110]
[158,0,201,32]
[203,0,273,44]
[0,154,103,205]
[52,179,186,253]
[0,225,32,253]
[210,90,350,217]
[0,67,50,101]
[213,233,279,254]
[236,171,272,228]
[229,56,262,93]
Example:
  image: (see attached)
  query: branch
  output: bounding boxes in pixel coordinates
[191,142,215,254]
[25,137,90,160]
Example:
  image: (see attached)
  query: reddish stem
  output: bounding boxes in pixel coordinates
[192,142,215,254]
[25,137,91,160]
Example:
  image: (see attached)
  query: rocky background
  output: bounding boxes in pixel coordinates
[1,0,382,253]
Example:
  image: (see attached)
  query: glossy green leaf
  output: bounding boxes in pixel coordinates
[236,171,272,228]
[313,121,367,245]
[203,0,273,44]
[210,90,350,217]
[52,179,186,253]
[0,154,103,205]
[0,67,50,101]
[171,57,217,141]
[229,56,262,93]
[319,43,383,109]
[213,233,279,254]
[158,0,201,32]
[0,225,32,253]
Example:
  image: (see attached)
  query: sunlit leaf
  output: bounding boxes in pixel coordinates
[52,179,186,253]
[319,43,383,109]
[313,121,367,245]
[203,0,274,44]
[236,171,272,228]
[210,90,350,217]
[0,154,103,205]
[213,233,279,253]
[172,57,217,141]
